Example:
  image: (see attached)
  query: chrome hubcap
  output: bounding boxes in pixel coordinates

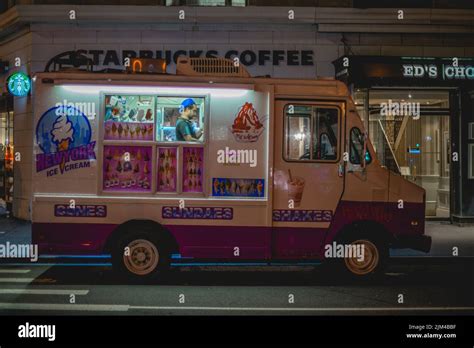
[344,239,379,276]
[123,239,159,276]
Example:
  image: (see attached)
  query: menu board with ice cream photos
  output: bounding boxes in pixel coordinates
[182,147,203,193]
[103,145,152,192]
[104,95,154,141]
[157,147,177,192]
[207,89,269,199]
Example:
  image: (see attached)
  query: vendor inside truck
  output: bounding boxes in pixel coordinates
[175,98,203,142]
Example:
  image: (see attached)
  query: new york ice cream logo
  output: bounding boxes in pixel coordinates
[35,106,96,176]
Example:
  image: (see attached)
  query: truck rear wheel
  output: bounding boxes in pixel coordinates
[112,230,170,283]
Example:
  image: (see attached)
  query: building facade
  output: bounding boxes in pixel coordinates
[0,3,473,221]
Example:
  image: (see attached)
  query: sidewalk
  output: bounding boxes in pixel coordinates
[0,217,31,245]
[0,217,473,257]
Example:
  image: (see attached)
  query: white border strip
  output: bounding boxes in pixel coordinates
[0,303,472,312]
[0,278,36,283]
[0,289,89,295]
[0,270,31,274]
[0,303,128,311]
[129,306,474,311]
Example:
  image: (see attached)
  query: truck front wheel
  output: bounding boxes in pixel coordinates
[112,230,170,283]
[332,229,389,279]
[343,238,385,277]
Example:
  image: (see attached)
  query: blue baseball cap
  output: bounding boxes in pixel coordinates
[181,98,196,109]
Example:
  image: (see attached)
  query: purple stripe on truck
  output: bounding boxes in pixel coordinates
[164,225,271,259]
[32,200,425,259]
[33,223,116,255]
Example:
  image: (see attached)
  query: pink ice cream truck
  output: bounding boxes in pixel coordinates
[32,57,431,281]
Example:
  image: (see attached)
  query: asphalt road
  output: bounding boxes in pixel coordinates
[0,258,472,316]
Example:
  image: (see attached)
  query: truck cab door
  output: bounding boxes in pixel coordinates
[272,100,345,259]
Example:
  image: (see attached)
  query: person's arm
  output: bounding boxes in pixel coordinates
[184,134,195,141]
[195,128,203,139]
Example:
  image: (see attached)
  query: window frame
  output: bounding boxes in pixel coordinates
[349,126,372,165]
[283,102,342,164]
[98,92,208,197]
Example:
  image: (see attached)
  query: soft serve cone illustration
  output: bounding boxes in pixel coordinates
[51,113,75,172]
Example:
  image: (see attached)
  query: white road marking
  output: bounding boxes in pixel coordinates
[129,306,474,312]
[0,278,36,283]
[0,303,471,313]
[0,269,31,274]
[0,289,89,295]
[0,303,129,312]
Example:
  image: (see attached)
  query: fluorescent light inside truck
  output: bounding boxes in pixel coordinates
[59,85,250,98]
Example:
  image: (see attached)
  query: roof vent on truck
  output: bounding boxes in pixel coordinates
[176,57,251,78]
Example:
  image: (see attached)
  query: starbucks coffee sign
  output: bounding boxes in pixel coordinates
[46,48,315,72]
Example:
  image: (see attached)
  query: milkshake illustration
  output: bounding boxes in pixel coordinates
[287,170,305,207]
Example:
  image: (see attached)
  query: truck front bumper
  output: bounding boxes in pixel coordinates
[392,234,432,253]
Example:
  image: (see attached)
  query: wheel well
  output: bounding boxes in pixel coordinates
[335,220,393,246]
[103,220,179,255]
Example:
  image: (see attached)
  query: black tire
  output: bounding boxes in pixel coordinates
[329,228,389,280]
[111,228,170,283]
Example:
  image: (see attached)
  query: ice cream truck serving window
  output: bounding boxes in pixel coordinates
[102,95,206,194]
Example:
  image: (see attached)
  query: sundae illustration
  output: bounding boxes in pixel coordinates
[230,102,264,143]
[51,114,75,151]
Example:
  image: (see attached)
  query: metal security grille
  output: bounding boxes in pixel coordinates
[177,57,251,77]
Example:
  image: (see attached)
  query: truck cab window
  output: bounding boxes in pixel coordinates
[284,105,339,161]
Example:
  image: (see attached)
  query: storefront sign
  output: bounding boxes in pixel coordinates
[6,72,31,97]
[403,64,474,80]
[47,49,314,71]
[333,55,474,86]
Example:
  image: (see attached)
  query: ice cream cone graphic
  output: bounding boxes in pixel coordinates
[51,114,74,173]
[58,139,70,151]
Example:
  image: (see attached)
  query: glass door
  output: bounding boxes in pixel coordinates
[367,89,451,218]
